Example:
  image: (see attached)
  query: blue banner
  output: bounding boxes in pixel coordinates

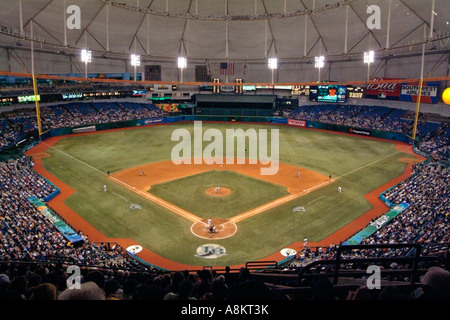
[28,196,84,244]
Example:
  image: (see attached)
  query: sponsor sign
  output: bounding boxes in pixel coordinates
[288,119,306,127]
[72,125,96,133]
[28,196,83,244]
[348,128,371,136]
[400,82,439,104]
[366,78,402,100]
[195,244,227,259]
[144,118,163,125]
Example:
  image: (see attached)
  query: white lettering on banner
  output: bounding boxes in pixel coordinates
[288,119,306,127]
[369,215,390,229]
[401,85,437,97]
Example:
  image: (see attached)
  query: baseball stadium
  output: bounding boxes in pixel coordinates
[0,0,449,304]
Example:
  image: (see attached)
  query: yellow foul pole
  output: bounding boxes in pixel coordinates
[412,78,423,140]
[412,24,427,141]
[32,74,42,139]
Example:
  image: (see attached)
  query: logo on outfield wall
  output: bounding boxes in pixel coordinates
[195,244,227,259]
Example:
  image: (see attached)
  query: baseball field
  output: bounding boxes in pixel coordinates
[26,121,423,270]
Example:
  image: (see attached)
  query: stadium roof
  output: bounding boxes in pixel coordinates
[0,0,448,65]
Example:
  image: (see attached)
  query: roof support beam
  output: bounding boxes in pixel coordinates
[23,0,54,29]
[299,0,327,54]
[348,3,382,50]
[75,3,106,47]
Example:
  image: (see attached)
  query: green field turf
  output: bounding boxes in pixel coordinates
[41,122,416,267]
[149,170,289,219]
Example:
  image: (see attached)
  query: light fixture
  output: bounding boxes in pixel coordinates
[364,51,375,64]
[130,54,141,67]
[268,58,278,70]
[178,57,187,83]
[314,56,325,68]
[81,49,92,63]
[177,56,187,69]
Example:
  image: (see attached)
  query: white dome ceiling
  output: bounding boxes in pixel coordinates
[0,0,448,64]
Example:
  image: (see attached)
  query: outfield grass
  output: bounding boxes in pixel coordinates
[41,122,415,267]
[149,170,289,219]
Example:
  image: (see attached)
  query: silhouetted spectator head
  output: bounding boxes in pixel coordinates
[311,277,337,300]
[58,281,105,300]
[30,283,57,300]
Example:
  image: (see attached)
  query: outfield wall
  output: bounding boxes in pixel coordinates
[45,115,412,145]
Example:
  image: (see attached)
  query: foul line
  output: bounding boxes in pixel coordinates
[43,142,106,176]
[43,142,202,223]
[308,195,326,204]
[109,176,203,223]
[112,191,129,202]
[335,146,412,180]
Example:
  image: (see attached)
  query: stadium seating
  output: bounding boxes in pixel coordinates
[0,99,448,301]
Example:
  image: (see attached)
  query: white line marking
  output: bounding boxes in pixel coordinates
[111,191,129,202]
[308,195,326,204]
[335,146,412,179]
[43,142,106,176]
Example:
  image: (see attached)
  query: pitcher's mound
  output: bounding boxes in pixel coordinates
[205,187,231,197]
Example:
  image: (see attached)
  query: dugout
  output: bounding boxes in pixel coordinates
[194,94,276,117]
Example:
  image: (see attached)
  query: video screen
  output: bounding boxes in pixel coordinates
[311,85,346,103]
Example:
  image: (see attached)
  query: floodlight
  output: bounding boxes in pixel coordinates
[364,51,375,64]
[130,54,141,67]
[314,56,325,68]
[81,49,92,63]
[268,58,278,70]
[177,57,187,69]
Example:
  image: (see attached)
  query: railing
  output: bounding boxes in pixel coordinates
[295,243,449,286]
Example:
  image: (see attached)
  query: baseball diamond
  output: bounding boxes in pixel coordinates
[25,122,423,269]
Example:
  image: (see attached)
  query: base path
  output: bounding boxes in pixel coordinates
[111,158,330,239]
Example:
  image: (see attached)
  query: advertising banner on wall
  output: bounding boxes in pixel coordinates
[399,81,439,104]
[365,78,402,100]
[288,119,306,127]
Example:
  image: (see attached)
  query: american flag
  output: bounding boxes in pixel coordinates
[220,62,234,75]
